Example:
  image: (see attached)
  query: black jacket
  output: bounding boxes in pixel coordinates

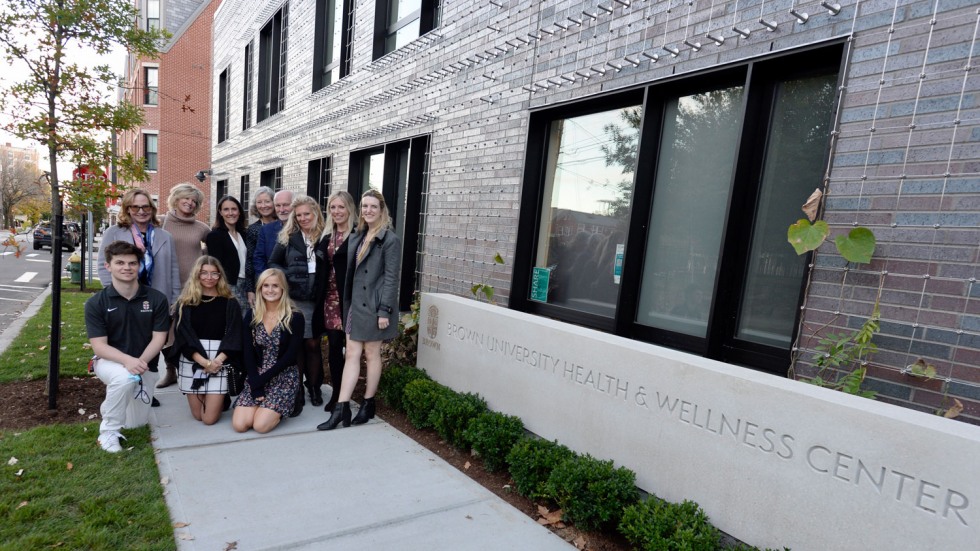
[269,231,325,303]
[205,227,243,285]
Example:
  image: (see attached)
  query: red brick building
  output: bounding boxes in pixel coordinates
[117,0,219,221]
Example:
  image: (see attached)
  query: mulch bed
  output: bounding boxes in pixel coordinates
[0,377,629,550]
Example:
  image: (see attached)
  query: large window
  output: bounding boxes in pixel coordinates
[349,136,430,311]
[143,133,158,171]
[373,0,440,59]
[217,67,229,143]
[307,157,332,212]
[512,45,843,373]
[144,66,158,105]
[216,180,228,201]
[313,0,352,92]
[243,41,254,130]
[258,4,289,122]
[145,0,160,30]
[260,167,282,192]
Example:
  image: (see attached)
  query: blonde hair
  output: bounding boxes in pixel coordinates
[174,256,234,327]
[356,189,392,264]
[326,190,357,239]
[167,183,205,214]
[116,189,160,227]
[251,268,296,334]
[249,186,275,219]
[277,195,326,245]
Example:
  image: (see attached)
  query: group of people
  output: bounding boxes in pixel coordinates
[85,184,401,452]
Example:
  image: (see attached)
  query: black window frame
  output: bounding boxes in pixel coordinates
[373,0,440,60]
[240,174,251,207]
[243,40,254,130]
[143,66,158,106]
[510,43,847,375]
[313,0,353,92]
[307,157,332,212]
[143,133,158,171]
[260,167,283,192]
[216,179,228,201]
[258,3,289,122]
[217,67,230,143]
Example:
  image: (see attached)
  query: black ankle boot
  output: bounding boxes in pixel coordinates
[351,397,376,425]
[310,386,323,407]
[317,402,351,430]
[289,389,304,418]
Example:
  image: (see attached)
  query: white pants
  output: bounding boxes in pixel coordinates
[94,359,158,435]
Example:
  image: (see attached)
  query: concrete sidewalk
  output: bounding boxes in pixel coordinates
[150,385,572,550]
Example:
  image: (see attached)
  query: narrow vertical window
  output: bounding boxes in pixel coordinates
[240,175,251,207]
[217,68,229,143]
[243,41,254,130]
[313,0,352,91]
[216,180,228,201]
[144,67,158,105]
[258,5,288,122]
[146,0,160,30]
[307,157,332,211]
[144,134,158,171]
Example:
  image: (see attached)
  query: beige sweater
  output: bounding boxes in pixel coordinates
[162,211,211,284]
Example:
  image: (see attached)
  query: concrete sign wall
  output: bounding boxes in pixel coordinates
[416,294,980,550]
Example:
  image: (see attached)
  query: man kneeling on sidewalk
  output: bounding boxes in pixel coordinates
[85,241,170,452]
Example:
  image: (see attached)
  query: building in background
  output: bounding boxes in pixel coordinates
[116,0,219,220]
[207,0,980,427]
[0,142,43,228]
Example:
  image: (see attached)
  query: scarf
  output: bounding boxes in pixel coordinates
[130,223,155,287]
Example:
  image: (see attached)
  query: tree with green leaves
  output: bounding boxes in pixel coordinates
[0,0,166,408]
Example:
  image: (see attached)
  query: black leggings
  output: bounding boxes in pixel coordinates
[324,329,345,401]
[297,337,323,395]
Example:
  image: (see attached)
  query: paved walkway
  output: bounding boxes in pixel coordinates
[151,385,572,550]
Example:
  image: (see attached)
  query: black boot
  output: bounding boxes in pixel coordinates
[289,388,304,418]
[351,397,376,425]
[317,402,351,430]
[310,385,323,407]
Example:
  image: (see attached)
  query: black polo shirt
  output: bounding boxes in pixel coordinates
[84,283,171,371]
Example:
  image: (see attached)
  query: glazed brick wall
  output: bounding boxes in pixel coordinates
[210,0,980,423]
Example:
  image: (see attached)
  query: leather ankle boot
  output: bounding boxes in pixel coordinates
[351,397,376,425]
[289,388,304,418]
[310,386,323,407]
[317,402,351,430]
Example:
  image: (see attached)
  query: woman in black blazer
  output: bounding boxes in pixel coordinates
[205,196,248,307]
[314,191,356,413]
[318,189,401,430]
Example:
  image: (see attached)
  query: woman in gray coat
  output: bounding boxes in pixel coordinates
[318,189,401,430]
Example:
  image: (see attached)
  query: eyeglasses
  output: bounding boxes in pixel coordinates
[129,205,152,212]
[199,272,221,279]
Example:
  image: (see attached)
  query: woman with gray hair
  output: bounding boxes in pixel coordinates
[157,182,211,389]
[244,186,277,308]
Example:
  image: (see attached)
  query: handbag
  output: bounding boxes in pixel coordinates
[223,363,247,396]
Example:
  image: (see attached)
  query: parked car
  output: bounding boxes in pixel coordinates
[32,223,76,252]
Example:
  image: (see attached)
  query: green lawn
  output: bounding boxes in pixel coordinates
[0,423,174,550]
[0,279,102,383]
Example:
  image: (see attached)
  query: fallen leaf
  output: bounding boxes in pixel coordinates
[802,188,822,222]
[88,414,98,419]
[573,535,587,549]
[536,506,563,525]
[78,409,85,415]
[463,461,471,470]
[223,542,238,551]
[7,457,17,466]
[177,533,194,541]
[16,501,27,509]
[160,476,170,485]
[66,462,73,471]
[38,345,46,350]
[15,469,24,477]
[944,398,964,419]
[82,343,92,349]
[173,522,190,528]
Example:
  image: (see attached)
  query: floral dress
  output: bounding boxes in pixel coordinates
[234,321,300,416]
[323,233,344,331]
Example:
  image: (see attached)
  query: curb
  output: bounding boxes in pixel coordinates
[0,284,52,357]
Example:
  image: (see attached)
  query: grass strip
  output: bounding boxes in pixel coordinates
[0,279,102,383]
[0,422,174,550]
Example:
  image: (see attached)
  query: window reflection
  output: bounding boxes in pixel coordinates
[533,107,640,317]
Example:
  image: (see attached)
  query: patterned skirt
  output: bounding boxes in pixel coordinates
[177,339,228,395]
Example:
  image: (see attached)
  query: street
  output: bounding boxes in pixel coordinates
[0,231,99,335]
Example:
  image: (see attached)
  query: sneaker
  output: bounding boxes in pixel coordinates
[98,431,126,453]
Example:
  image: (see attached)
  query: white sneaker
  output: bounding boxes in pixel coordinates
[98,431,126,453]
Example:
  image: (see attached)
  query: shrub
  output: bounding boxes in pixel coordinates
[546,454,639,532]
[402,379,449,429]
[431,391,487,449]
[506,438,575,500]
[379,364,431,412]
[463,411,525,472]
[618,498,721,551]
[381,292,420,367]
